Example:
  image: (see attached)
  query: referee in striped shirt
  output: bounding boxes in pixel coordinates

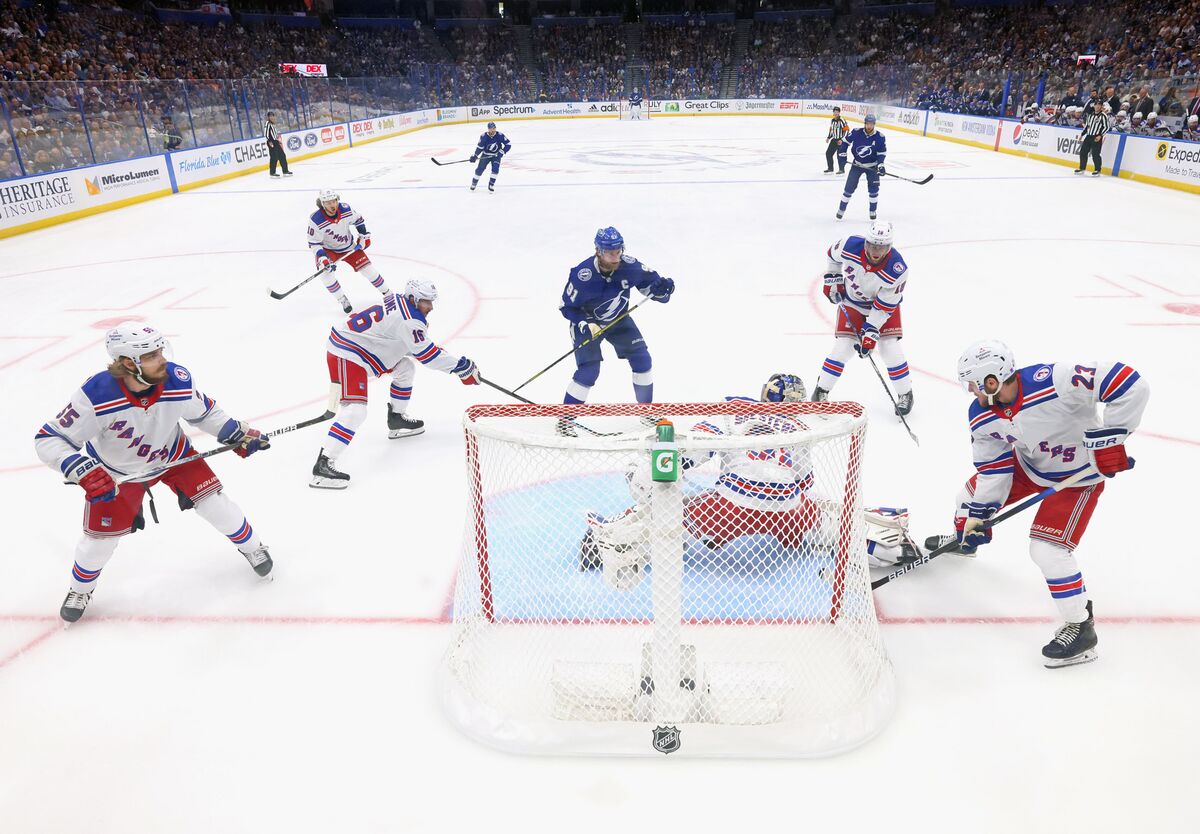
[263,111,292,178]
[824,106,849,174]
[1075,101,1110,176]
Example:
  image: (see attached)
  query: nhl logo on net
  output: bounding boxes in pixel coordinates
[651,725,681,755]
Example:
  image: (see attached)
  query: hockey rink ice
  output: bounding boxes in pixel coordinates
[2,114,1197,832]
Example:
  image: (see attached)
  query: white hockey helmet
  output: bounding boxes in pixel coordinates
[957,339,1015,403]
[761,373,807,403]
[106,324,165,362]
[1147,112,1158,121]
[404,278,438,303]
[864,219,894,263]
[1189,115,1199,125]
[317,188,340,211]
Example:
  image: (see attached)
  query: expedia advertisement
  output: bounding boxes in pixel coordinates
[1119,134,1200,191]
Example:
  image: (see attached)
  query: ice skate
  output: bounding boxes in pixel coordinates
[310,452,350,489]
[60,589,92,624]
[895,391,914,416]
[1042,601,1098,668]
[387,408,425,439]
[240,544,274,578]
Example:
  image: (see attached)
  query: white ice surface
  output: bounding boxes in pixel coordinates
[1,115,1197,833]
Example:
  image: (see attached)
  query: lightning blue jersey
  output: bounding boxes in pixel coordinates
[840,128,887,168]
[559,254,668,326]
[475,131,511,158]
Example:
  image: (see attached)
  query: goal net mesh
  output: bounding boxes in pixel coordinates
[441,401,894,757]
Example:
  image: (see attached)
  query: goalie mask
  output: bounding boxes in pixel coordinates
[761,373,807,403]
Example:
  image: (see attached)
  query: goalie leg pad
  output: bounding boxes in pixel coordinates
[583,507,650,591]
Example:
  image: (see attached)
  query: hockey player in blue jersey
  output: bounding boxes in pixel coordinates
[470,122,511,193]
[557,227,675,434]
[837,114,887,220]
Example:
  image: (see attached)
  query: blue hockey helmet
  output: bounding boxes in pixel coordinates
[864,113,877,124]
[486,121,497,129]
[761,373,807,403]
[594,226,624,252]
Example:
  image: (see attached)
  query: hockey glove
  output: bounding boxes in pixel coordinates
[65,455,118,504]
[822,272,845,304]
[954,501,1000,553]
[318,255,335,271]
[453,356,480,385]
[1082,427,1131,477]
[648,276,674,300]
[876,164,886,177]
[854,323,880,358]
[358,233,371,250]
[219,420,272,458]
[469,155,478,163]
[575,321,603,343]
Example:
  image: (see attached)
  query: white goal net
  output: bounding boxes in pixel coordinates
[618,98,650,120]
[441,401,894,757]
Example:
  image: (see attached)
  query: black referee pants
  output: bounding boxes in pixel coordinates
[825,138,845,172]
[268,140,290,175]
[1079,136,1103,172]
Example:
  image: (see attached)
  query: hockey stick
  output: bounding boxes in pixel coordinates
[431,157,472,166]
[862,344,919,446]
[512,299,650,395]
[269,264,333,301]
[477,376,626,438]
[870,465,1107,590]
[110,409,336,485]
[883,171,934,185]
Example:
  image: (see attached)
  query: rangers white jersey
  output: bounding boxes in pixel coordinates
[35,363,236,483]
[826,236,909,332]
[327,293,463,378]
[967,361,1148,507]
[686,396,815,512]
[307,202,367,261]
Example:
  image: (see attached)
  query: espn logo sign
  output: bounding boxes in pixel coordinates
[780,102,800,110]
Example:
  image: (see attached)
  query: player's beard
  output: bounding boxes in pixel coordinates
[136,363,169,385]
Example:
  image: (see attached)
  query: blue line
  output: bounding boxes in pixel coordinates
[922,109,929,137]
[1112,133,1127,177]
[194,174,1071,196]
[165,152,179,194]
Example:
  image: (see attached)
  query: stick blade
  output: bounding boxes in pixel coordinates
[917,174,934,185]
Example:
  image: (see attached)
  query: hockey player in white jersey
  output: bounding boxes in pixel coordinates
[307,188,393,313]
[939,340,1148,667]
[812,220,914,415]
[311,279,481,489]
[34,325,273,623]
[580,374,918,587]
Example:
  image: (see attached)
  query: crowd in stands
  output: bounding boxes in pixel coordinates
[3,0,1198,178]
[534,22,625,101]
[642,19,733,99]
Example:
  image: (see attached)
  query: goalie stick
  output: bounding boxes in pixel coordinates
[870,465,1110,590]
[269,264,334,301]
[882,171,934,185]
[512,299,650,395]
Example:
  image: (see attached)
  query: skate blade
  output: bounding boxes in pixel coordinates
[309,478,350,490]
[387,428,425,439]
[1043,649,1098,669]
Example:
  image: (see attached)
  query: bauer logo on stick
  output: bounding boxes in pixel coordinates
[652,725,681,755]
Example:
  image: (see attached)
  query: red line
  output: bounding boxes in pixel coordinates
[0,614,445,626]
[0,624,59,670]
[1132,275,1199,297]
[65,288,174,311]
[1142,431,1200,448]
[1128,322,1200,327]
[1075,274,1142,299]
[878,614,1200,625]
[0,335,69,370]
[164,288,229,310]
[478,296,528,301]
[41,337,103,370]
